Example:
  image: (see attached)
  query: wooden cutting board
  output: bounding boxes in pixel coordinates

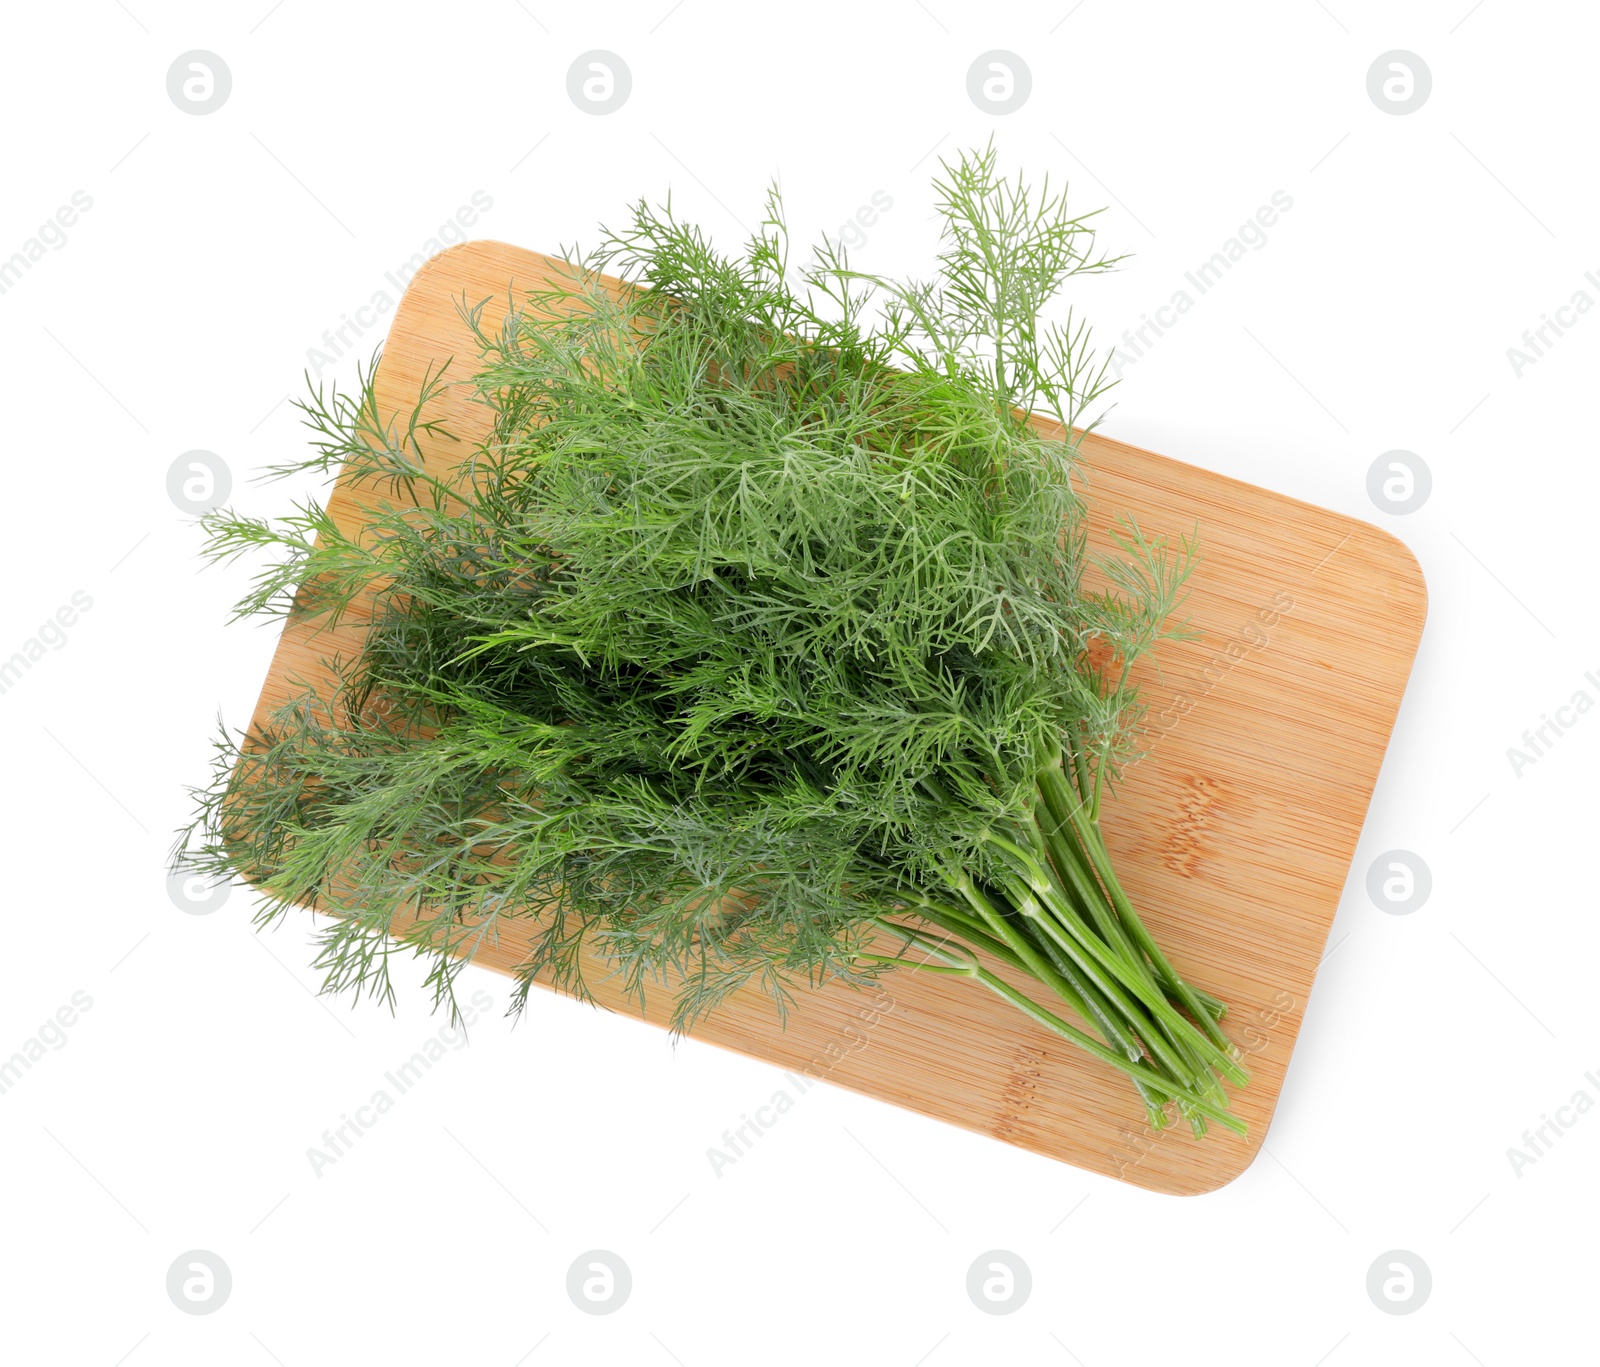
[247,240,1427,1195]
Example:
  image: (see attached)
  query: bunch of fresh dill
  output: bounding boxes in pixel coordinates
[177,144,1246,1136]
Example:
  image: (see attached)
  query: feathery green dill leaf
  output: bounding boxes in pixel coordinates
[175,142,1244,1136]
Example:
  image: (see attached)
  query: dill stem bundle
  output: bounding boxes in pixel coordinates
[178,143,1246,1137]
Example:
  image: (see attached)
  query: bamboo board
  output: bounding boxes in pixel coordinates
[246,240,1427,1194]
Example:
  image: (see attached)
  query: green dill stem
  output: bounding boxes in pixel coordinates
[946,866,1097,1017]
[1065,799,1241,1061]
[1068,728,1096,813]
[985,864,1203,1089]
[1022,890,1224,1123]
[979,830,1240,1089]
[1009,882,1236,1114]
[866,919,1238,1128]
[1020,792,1177,1049]
[962,963,1246,1135]
[909,877,1173,1124]
[855,954,971,978]
[1039,755,1242,1063]
[905,897,1032,972]
[986,888,1175,1124]
[934,878,1110,1037]
[1032,787,1166,1038]
[1029,769,1228,1102]
[934,790,1216,1114]
[1035,759,1149,977]
[943,868,1202,1112]
[889,906,1095,1030]
[972,843,1217,1108]
[1017,927,1176,1129]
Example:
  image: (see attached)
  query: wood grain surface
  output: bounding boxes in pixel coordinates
[245,240,1427,1195]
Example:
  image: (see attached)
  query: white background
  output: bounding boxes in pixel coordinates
[1,2,1595,1363]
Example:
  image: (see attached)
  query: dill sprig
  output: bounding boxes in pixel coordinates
[176,142,1246,1136]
